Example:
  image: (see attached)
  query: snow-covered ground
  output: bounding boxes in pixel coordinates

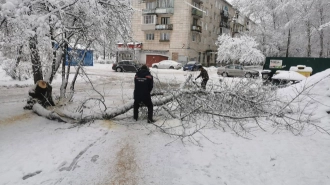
[0,64,330,185]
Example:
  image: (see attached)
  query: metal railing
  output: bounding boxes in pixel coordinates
[191,25,202,32]
[142,9,156,14]
[155,24,173,30]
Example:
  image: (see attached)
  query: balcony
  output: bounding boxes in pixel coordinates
[191,25,202,33]
[220,21,230,29]
[155,7,174,14]
[159,39,170,42]
[155,24,173,30]
[142,9,156,15]
[220,10,229,18]
[141,24,156,31]
[192,8,203,18]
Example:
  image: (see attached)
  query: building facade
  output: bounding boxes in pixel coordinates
[122,0,253,66]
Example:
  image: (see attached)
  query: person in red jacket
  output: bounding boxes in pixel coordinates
[133,65,155,123]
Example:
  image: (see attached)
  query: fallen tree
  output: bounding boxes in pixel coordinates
[30,69,330,140]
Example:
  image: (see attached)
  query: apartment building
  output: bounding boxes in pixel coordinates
[119,0,253,66]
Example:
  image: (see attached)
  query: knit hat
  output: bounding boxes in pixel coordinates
[141,65,148,70]
[37,80,47,89]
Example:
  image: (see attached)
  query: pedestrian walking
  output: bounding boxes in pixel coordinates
[195,66,209,90]
[133,65,155,123]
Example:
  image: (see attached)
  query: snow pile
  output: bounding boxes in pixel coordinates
[272,71,306,81]
[279,69,330,128]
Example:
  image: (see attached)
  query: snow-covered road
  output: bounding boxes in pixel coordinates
[0,64,330,185]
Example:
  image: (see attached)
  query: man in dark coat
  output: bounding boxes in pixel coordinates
[195,66,209,90]
[134,65,155,123]
[24,80,55,109]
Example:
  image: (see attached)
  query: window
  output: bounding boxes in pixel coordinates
[193,18,198,26]
[193,2,200,8]
[227,65,235,69]
[161,17,170,24]
[160,33,170,40]
[157,0,173,8]
[235,66,243,70]
[146,33,154,40]
[192,34,196,42]
[143,15,155,24]
[146,1,156,9]
[192,34,201,42]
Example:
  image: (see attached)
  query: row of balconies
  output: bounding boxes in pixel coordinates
[191,25,202,33]
[220,10,229,18]
[142,8,174,14]
[220,21,230,29]
[142,24,202,32]
[142,7,204,19]
[142,24,173,31]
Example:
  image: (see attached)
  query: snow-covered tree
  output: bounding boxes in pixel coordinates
[0,0,132,84]
[216,34,265,65]
[232,0,330,57]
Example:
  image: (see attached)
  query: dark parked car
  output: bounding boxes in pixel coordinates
[112,60,141,72]
[183,61,201,71]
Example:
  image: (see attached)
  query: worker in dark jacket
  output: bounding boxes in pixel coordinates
[24,80,55,109]
[134,65,155,123]
[195,66,209,90]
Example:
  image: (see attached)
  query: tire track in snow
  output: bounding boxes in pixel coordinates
[59,132,109,172]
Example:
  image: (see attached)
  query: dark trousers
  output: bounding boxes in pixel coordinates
[201,79,208,90]
[134,98,153,121]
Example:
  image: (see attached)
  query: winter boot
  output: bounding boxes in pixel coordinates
[147,119,155,123]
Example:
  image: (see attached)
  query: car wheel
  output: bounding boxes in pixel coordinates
[222,72,228,77]
[169,66,174,69]
[245,72,252,78]
[152,65,158,69]
[116,67,123,72]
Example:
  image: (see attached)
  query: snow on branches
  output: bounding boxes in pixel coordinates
[216,34,265,65]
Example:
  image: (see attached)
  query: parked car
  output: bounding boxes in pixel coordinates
[217,64,259,78]
[112,60,142,72]
[183,61,201,71]
[152,60,182,69]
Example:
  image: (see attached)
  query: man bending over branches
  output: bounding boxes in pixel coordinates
[195,65,209,90]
